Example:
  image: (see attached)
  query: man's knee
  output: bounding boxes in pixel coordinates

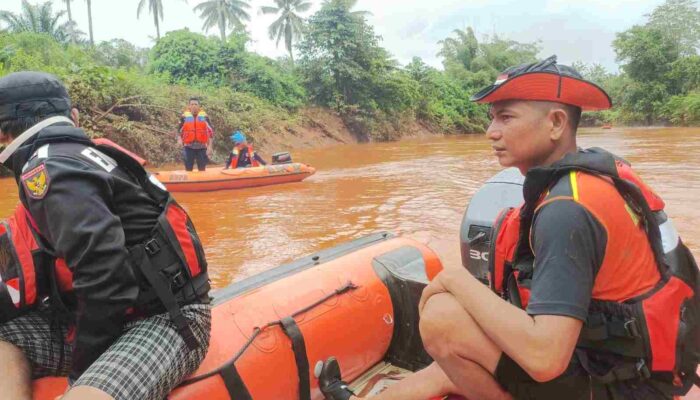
[0,340,28,365]
[420,293,476,360]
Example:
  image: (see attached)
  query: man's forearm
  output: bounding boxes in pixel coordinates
[439,269,579,379]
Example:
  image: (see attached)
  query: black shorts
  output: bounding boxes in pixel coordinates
[494,353,672,400]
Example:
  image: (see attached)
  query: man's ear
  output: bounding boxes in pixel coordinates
[70,108,80,127]
[549,108,568,141]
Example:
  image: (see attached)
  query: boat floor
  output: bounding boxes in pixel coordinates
[349,362,412,397]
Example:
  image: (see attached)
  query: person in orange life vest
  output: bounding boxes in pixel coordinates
[318,56,697,400]
[224,131,266,169]
[178,97,214,172]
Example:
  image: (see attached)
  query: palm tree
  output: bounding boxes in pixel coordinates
[85,0,94,45]
[194,0,251,41]
[137,0,165,40]
[0,0,82,44]
[62,0,79,43]
[260,0,311,62]
[437,27,479,70]
[63,0,73,22]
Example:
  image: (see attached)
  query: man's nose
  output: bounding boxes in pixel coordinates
[486,122,501,141]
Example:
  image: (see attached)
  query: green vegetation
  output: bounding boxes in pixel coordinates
[0,0,697,172]
[575,0,700,126]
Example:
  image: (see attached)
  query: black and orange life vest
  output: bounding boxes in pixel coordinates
[489,148,699,394]
[0,142,210,349]
[0,204,71,322]
[229,144,260,168]
[181,110,212,145]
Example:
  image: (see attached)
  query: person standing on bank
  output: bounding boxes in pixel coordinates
[318,56,698,400]
[0,72,212,400]
[178,97,214,172]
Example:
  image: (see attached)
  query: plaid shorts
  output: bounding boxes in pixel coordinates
[0,304,211,400]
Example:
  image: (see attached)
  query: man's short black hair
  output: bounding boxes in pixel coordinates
[565,104,582,131]
[0,110,71,139]
[188,97,201,104]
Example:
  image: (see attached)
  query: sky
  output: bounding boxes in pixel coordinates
[1,0,669,72]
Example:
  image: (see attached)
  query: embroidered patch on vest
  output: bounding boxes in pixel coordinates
[21,164,50,199]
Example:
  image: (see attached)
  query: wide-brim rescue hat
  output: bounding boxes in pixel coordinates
[470,55,612,111]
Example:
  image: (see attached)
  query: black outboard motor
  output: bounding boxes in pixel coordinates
[459,168,524,284]
[272,152,293,165]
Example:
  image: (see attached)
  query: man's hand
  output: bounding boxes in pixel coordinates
[206,145,213,158]
[177,137,183,146]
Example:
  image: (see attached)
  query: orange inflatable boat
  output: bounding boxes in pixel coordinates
[154,164,316,192]
[33,232,443,399]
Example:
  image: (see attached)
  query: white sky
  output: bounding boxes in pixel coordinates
[1,0,668,71]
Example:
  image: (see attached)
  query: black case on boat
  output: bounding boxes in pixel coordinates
[373,246,433,371]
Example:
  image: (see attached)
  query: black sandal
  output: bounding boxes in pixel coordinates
[319,357,355,400]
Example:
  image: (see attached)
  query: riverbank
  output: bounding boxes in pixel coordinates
[80,105,450,167]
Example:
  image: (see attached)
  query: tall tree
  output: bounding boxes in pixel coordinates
[260,0,311,62]
[63,0,78,43]
[85,0,94,45]
[137,0,165,40]
[437,27,479,70]
[646,0,700,56]
[298,0,389,109]
[0,0,82,44]
[63,0,73,22]
[194,0,250,41]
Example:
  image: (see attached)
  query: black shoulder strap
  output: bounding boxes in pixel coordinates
[281,316,311,400]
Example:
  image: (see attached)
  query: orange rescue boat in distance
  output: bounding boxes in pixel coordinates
[32,232,444,400]
[155,163,316,192]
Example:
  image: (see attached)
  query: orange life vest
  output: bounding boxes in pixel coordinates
[180,111,212,145]
[489,148,699,394]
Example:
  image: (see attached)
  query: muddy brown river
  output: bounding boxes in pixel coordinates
[0,127,698,288]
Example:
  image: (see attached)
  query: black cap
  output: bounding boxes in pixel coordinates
[0,71,71,122]
[470,55,612,111]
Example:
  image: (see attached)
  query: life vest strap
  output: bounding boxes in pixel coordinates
[129,244,199,350]
[576,349,651,385]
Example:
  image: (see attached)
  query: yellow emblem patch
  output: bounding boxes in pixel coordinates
[22,164,50,199]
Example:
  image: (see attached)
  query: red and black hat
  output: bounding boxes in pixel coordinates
[470,55,612,111]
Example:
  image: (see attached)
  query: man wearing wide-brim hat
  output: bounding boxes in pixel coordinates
[318,56,695,400]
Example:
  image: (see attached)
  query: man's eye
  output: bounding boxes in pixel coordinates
[501,115,513,121]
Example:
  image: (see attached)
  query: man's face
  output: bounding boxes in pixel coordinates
[486,100,556,174]
[189,100,200,114]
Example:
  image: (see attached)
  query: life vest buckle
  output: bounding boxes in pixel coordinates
[170,270,187,290]
[624,318,641,338]
[145,239,161,255]
[636,359,651,380]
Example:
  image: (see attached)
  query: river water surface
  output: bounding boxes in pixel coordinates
[0,127,698,289]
